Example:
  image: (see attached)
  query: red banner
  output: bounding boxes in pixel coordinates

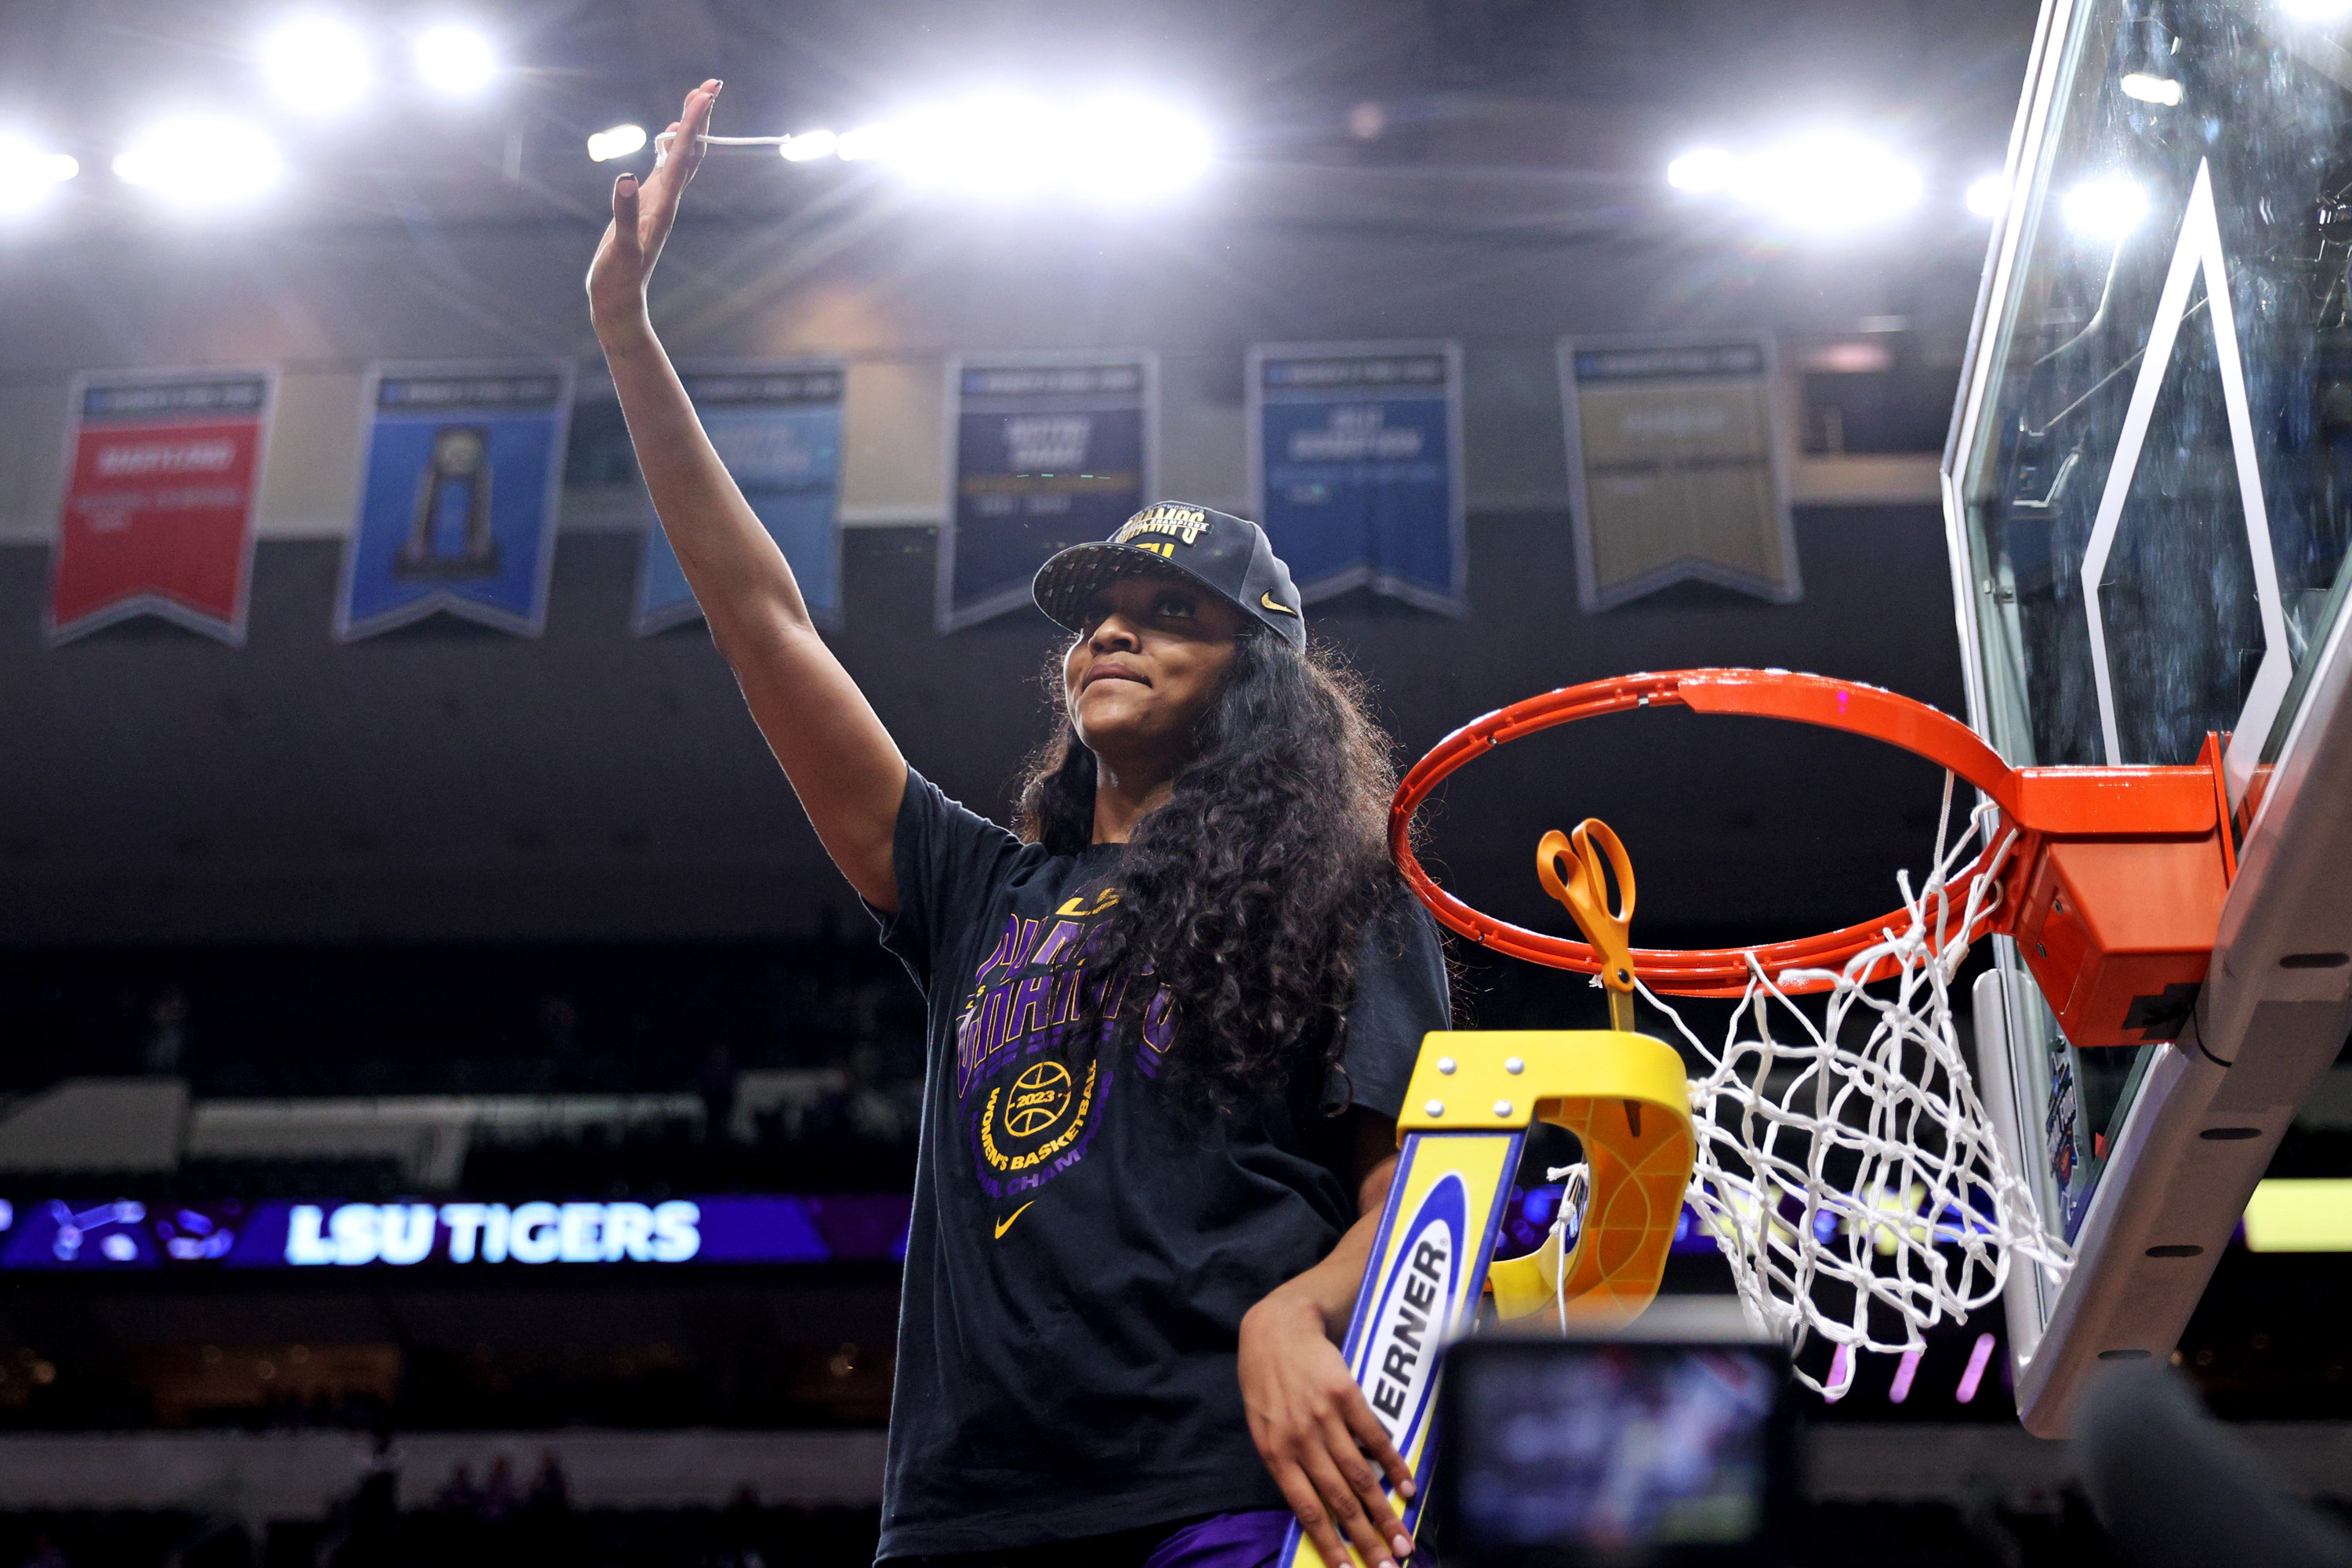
[49,371,274,644]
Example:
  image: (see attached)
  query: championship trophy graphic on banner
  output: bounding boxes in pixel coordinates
[335,361,575,641]
[399,426,500,579]
[47,368,277,646]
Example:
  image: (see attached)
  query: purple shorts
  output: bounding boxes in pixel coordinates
[1142,1510,1294,1568]
[897,1508,1295,1568]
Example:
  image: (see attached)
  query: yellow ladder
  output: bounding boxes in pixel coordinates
[1279,822,1696,1566]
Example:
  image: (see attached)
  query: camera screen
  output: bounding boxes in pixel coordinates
[1446,1341,1778,1555]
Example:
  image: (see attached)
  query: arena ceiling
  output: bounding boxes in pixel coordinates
[0,0,2040,237]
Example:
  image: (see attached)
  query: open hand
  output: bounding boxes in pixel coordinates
[586,78,719,337]
[1238,1293,1416,1568]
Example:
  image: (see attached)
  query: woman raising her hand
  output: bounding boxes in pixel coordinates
[589,80,1450,1568]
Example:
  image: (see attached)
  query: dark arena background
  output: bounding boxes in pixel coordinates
[0,2,2347,1566]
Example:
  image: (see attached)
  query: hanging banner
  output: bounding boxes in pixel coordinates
[1559,336,1800,612]
[336,361,574,641]
[1247,341,1466,615]
[940,352,1155,633]
[635,362,845,635]
[48,368,275,646]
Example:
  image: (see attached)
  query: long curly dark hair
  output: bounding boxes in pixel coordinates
[1014,628,1402,1112]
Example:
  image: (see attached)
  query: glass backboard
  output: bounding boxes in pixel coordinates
[1947,0,2352,1423]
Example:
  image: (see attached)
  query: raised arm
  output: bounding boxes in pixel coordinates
[587,80,907,912]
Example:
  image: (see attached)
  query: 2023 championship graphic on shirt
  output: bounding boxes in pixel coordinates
[954,884,1176,1202]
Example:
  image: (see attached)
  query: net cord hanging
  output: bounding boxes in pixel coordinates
[1528,778,2073,1396]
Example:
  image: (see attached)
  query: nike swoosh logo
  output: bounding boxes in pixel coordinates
[994,1201,1036,1240]
[1259,592,1298,615]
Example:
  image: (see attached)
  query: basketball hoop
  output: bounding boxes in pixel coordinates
[1392,669,2236,1392]
[1390,668,2233,1045]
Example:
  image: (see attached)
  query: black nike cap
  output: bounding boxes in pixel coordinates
[1031,502,1306,650]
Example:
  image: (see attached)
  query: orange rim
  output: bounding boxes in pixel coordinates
[1388,670,2013,998]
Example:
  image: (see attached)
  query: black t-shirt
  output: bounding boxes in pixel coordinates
[869,769,1451,1559]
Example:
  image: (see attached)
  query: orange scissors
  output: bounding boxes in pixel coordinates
[1538,818,1639,1033]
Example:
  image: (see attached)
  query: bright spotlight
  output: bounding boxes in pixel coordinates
[0,136,78,216]
[862,90,1210,202]
[887,93,1062,197]
[2119,71,2184,106]
[779,129,837,162]
[1065,93,1212,202]
[1742,133,1922,230]
[1666,147,1737,193]
[586,123,647,162]
[2063,176,2147,241]
[414,24,496,97]
[260,16,372,115]
[1667,136,1918,230]
[1965,172,2009,219]
[114,118,281,205]
[2281,0,2352,18]
[835,122,895,162]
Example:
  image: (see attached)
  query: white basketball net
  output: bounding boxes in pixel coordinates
[1556,781,2074,1397]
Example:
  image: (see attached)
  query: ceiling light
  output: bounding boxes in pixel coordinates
[114,118,281,205]
[779,129,837,162]
[414,24,496,97]
[862,90,1210,202]
[1740,132,1922,230]
[1666,147,1737,192]
[887,93,1059,197]
[586,123,647,162]
[835,122,895,162]
[260,16,372,115]
[1667,136,1920,230]
[1064,93,1212,202]
[0,136,78,216]
[1965,172,2008,219]
[2119,72,2184,106]
[2063,176,2148,241]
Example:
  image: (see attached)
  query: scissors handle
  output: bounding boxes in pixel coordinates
[1537,818,1639,1032]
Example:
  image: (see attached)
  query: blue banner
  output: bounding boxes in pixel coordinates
[636,364,845,635]
[336,362,574,640]
[1248,342,1465,615]
[940,354,1155,633]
